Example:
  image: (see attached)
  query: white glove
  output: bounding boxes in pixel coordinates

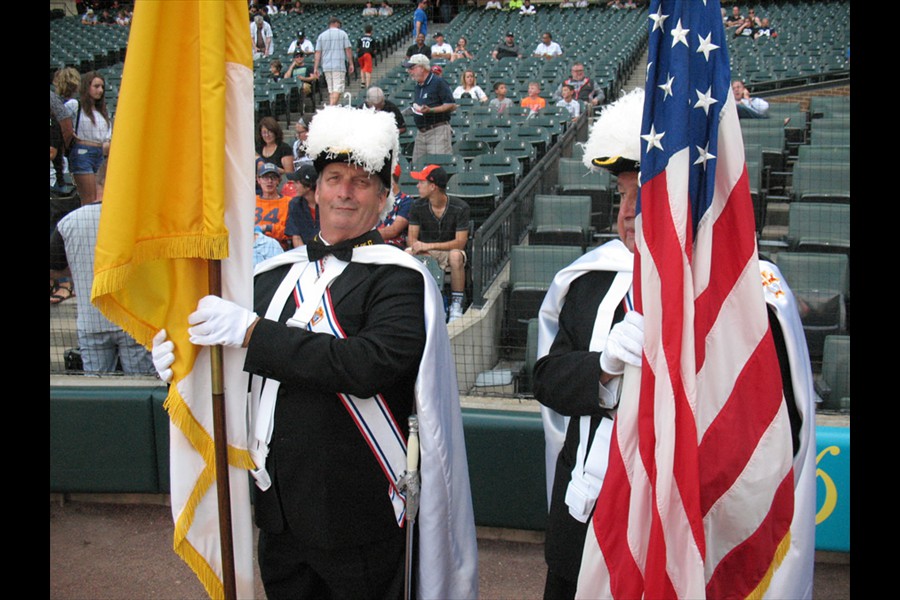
[187,295,258,348]
[151,329,175,383]
[599,311,644,377]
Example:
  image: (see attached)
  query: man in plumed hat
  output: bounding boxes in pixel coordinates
[152,106,478,600]
[535,86,817,600]
[534,88,646,600]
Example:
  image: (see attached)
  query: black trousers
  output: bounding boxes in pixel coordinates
[258,526,407,600]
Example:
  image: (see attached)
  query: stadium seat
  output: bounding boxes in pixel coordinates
[787,203,850,255]
[529,195,592,250]
[791,163,850,203]
[446,172,503,228]
[452,139,490,163]
[494,139,536,175]
[467,153,522,198]
[775,252,849,360]
[503,245,583,353]
[815,334,850,410]
[555,158,615,234]
[413,153,463,177]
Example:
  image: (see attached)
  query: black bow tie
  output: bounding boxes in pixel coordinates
[305,230,384,262]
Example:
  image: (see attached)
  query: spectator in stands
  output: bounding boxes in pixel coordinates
[556,84,581,120]
[251,14,274,59]
[257,116,295,176]
[508,0,524,11]
[265,0,280,16]
[553,62,603,107]
[284,163,320,247]
[253,226,284,266]
[452,36,474,61]
[521,81,547,113]
[453,69,489,103]
[49,168,155,375]
[534,32,564,59]
[362,1,379,17]
[607,0,625,9]
[379,2,394,17]
[734,17,756,38]
[363,86,408,134]
[404,53,456,163]
[406,165,470,323]
[268,59,283,82]
[98,9,115,25]
[287,30,314,56]
[747,7,762,27]
[285,51,317,99]
[81,9,97,25]
[755,17,777,39]
[431,32,453,62]
[436,0,454,24]
[485,0,503,9]
[255,162,292,249]
[490,81,513,114]
[289,1,304,15]
[70,72,111,206]
[560,1,575,8]
[414,1,429,39]
[492,32,524,60]
[575,0,590,6]
[378,164,413,249]
[725,5,743,28]
[54,67,81,117]
[358,24,376,89]
[732,80,769,119]
[292,117,312,169]
[115,9,131,27]
[406,32,433,59]
[313,16,354,106]
[520,0,537,15]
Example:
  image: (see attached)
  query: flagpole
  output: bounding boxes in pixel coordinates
[208,259,238,600]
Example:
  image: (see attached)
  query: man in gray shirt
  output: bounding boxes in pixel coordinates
[314,16,354,106]
[49,171,154,375]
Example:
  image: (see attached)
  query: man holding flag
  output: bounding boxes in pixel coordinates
[535,88,645,600]
[539,2,817,598]
[154,106,479,600]
[93,2,477,599]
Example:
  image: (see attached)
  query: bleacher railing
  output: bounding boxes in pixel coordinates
[470,111,588,307]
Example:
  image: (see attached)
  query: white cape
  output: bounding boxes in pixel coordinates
[759,260,818,600]
[536,239,634,507]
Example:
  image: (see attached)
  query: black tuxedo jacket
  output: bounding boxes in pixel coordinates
[245,259,425,549]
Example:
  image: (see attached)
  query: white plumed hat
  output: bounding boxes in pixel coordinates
[304,106,400,189]
[581,87,644,175]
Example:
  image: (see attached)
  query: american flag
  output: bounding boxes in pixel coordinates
[577,1,796,598]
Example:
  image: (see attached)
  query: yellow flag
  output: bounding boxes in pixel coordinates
[92,1,256,597]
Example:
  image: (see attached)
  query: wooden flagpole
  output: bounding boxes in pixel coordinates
[208,259,237,600]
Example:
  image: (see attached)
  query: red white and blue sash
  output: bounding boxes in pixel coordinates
[250,255,408,525]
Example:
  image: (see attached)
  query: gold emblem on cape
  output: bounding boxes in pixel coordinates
[310,305,325,326]
[760,269,784,298]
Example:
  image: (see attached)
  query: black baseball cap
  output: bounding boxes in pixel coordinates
[410,164,449,189]
[286,163,317,187]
